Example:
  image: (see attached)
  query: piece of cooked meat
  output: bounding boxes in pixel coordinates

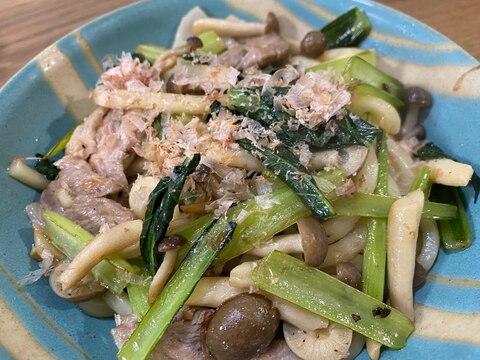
[40,156,134,234]
[151,307,215,360]
[218,33,290,70]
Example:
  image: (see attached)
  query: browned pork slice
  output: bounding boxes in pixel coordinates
[218,33,290,70]
[40,156,134,234]
[65,107,108,159]
[89,109,157,191]
[150,307,215,360]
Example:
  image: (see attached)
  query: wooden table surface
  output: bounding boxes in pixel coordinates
[1,0,479,86]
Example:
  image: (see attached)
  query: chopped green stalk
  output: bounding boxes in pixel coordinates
[353,84,405,108]
[409,166,432,194]
[344,56,404,98]
[128,283,151,319]
[133,44,167,64]
[45,127,76,158]
[253,251,414,349]
[171,179,454,267]
[196,30,227,55]
[363,132,388,300]
[307,50,375,74]
[118,220,236,360]
[431,185,472,250]
[43,211,136,294]
[237,139,335,220]
[333,193,456,219]
[320,7,372,49]
[140,154,200,275]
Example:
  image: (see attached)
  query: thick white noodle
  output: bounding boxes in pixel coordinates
[348,93,401,135]
[387,190,424,321]
[417,219,440,272]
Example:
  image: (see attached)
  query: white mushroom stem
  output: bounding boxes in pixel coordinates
[247,234,303,257]
[297,216,328,267]
[309,146,368,176]
[417,219,440,272]
[59,220,142,291]
[320,221,367,268]
[186,276,245,307]
[425,159,473,186]
[387,190,424,321]
[192,18,266,38]
[148,249,179,304]
[323,216,360,244]
[92,85,212,114]
[283,322,352,360]
[366,339,381,360]
[8,157,50,191]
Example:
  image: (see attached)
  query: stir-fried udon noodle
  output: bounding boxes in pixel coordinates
[10,6,476,360]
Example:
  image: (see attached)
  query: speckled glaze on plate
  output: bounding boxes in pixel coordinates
[0,0,478,359]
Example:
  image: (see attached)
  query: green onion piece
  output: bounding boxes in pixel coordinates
[43,211,137,294]
[431,185,472,250]
[320,7,372,49]
[133,44,167,64]
[253,251,414,349]
[344,56,404,98]
[353,84,405,108]
[409,166,432,194]
[307,50,375,74]
[118,220,236,360]
[237,138,335,220]
[196,30,227,55]
[362,131,388,301]
[44,127,76,159]
[127,283,150,319]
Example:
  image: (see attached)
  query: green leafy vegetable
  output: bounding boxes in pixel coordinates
[119,220,236,360]
[344,56,404,98]
[237,138,335,220]
[253,251,414,349]
[431,185,472,250]
[34,153,59,180]
[227,87,381,150]
[140,154,200,275]
[363,132,388,302]
[320,7,372,49]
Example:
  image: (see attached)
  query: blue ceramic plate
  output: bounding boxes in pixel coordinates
[0,0,479,359]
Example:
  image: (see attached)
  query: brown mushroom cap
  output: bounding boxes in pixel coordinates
[49,263,105,302]
[402,86,433,107]
[157,235,186,252]
[300,31,327,58]
[336,262,362,290]
[186,36,203,51]
[265,12,280,34]
[297,216,328,267]
[203,293,279,360]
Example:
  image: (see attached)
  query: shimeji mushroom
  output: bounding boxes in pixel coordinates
[49,263,105,302]
[309,145,369,176]
[148,235,186,304]
[283,321,352,360]
[58,220,143,291]
[397,86,432,140]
